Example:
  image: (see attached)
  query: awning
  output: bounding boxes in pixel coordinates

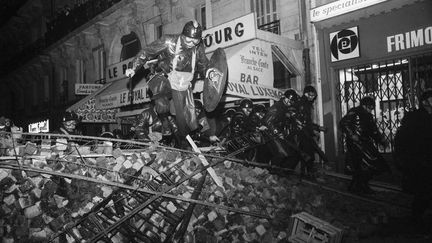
[95,77,150,110]
[67,83,118,123]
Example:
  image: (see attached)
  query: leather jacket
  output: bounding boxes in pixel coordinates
[131,34,209,77]
[339,106,382,144]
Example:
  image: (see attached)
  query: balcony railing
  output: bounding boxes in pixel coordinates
[258,20,281,35]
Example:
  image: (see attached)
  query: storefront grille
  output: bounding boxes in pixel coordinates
[336,52,432,153]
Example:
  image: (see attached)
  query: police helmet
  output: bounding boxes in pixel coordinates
[230,113,245,129]
[303,85,317,95]
[223,108,236,118]
[61,111,80,123]
[182,20,202,39]
[360,96,375,107]
[239,98,253,109]
[252,104,266,114]
[283,89,299,103]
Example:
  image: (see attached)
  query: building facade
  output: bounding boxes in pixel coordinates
[0,0,309,137]
[310,0,432,170]
[3,0,427,171]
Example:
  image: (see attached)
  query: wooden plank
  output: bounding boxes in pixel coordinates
[186,135,225,190]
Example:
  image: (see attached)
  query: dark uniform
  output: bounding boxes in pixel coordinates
[134,105,178,146]
[263,89,304,168]
[394,90,432,219]
[215,108,236,140]
[339,96,389,194]
[296,86,327,178]
[53,111,82,136]
[127,21,211,139]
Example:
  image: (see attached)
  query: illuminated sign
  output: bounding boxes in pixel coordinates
[28,120,49,133]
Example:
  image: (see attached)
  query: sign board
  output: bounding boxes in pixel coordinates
[202,13,257,53]
[386,25,432,53]
[310,0,388,22]
[330,26,360,62]
[223,39,283,100]
[75,83,103,95]
[75,98,117,123]
[97,83,151,109]
[28,120,49,133]
[105,57,135,83]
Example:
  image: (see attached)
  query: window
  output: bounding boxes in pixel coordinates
[195,4,206,30]
[120,32,142,61]
[60,67,68,103]
[156,24,163,39]
[43,76,50,103]
[75,59,85,84]
[250,0,278,27]
[92,44,105,83]
[272,45,299,89]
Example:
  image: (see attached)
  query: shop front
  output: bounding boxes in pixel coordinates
[311,0,432,169]
[200,12,303,107]
[67,83,119,136]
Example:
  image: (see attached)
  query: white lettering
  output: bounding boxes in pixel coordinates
[387,36,395,53]
[425,27,432,44]
[387,26,432,53]
[410,29,423,47]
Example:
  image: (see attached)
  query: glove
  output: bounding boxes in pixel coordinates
[125,69,135,78]
[209,135,220,143]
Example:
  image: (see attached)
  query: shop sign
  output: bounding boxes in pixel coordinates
[226,81,283,100]
[75,98,117,123]
[311,0,388,22]
[105,57,135,83]
[75,83,103,95]
[97,86,150,109]
[28,120,49,133]
[330,26,360,62]
[224,39,282,100]
[386,26,432,53]
[203,13,256,53]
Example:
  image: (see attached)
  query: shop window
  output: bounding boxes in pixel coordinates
[273,60,294,89]
[120,32,141,61]
[92,44,106,84]
[251,0,279,34]
[336,52,432,153]
[195,4,206,30]
[271,45,299,89]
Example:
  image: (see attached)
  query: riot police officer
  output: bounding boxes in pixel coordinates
[296,85,328,179]
[54,111,82,136]
[263,89,304,168]
[125,20,223,140]
[339,96,389,194]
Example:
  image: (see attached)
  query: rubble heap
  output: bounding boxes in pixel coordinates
[0,138,407,242]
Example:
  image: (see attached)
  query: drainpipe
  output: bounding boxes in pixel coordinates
[205,0,213,28]
[299,0,311,85]
[303,0,325,152]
